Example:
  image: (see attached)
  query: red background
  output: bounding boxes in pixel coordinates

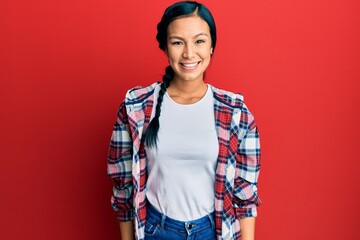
[1,0,359,239]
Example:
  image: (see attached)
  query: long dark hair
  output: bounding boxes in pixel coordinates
[145,1,217,148]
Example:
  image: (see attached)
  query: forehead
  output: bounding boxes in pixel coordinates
[167,16,210,37]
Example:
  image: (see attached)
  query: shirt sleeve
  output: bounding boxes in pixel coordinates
[233,109,262,219]
[107,101,134,222]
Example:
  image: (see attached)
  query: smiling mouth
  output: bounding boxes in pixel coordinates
[180,61,201,69]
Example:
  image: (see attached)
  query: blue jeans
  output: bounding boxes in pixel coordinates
[144,203,216,240]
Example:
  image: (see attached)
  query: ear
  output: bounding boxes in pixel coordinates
[164,49,170,63]
[165,47,169,57]
[210,48,213,55]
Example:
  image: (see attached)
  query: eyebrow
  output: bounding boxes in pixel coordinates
[168,33,209,40]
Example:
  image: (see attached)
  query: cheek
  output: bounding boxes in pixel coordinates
[166,48,181,61]
[201,50,212,60]
[200,47,212,59]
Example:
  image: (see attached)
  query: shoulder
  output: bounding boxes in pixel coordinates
[125,82,161,104]
[210,84,256,127]
[209,84,245,109]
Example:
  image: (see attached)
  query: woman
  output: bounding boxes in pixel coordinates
[108,1,261,240]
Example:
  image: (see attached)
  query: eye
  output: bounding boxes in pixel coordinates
[195,39,205,44]
[170,41,183,45]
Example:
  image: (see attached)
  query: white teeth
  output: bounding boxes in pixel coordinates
[182,62,198,67]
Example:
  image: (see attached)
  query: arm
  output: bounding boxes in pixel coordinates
[233,109,261,239]
[239,217,256,240]
[107,102,135,235]
[119,221,135,240]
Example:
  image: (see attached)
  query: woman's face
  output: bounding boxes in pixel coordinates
[166,16,213,83]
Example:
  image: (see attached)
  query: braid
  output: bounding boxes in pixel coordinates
[145,66,173,148]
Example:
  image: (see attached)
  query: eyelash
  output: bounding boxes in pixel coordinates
[170,40,206,45]
[171,41,183,45]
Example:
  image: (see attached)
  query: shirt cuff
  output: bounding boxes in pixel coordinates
[116,208,134,222]
[234,206,257,219]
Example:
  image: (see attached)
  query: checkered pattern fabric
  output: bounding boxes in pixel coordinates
[108,82,261,240]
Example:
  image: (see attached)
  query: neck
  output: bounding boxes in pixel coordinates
[166,77,208,104]
[169,77,207,96]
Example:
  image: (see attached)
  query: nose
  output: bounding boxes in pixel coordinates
[182,43,195,59]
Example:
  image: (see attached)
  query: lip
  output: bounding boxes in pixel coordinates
[180,61,201,70]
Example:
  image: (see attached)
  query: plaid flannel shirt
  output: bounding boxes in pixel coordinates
[108,82,261,239]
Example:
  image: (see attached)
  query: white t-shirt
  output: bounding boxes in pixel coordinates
[145,85,219,221]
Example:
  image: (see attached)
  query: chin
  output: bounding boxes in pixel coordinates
[177,73,203,82]
[174,69,206,82]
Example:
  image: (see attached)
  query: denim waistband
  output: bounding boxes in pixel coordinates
[146,203,215,234]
